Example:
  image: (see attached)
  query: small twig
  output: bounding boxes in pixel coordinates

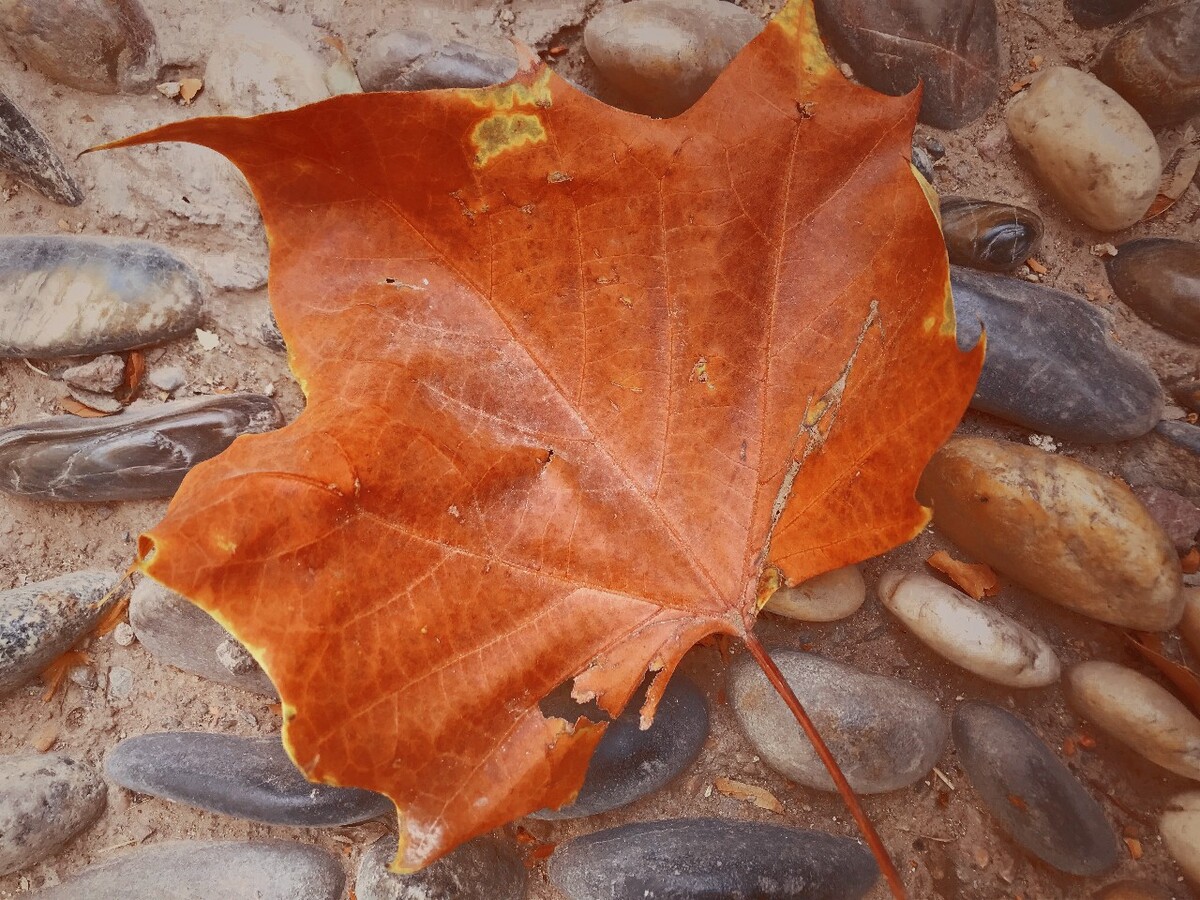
[22,358,51,377]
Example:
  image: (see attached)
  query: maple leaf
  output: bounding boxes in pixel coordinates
[100,0,981,888]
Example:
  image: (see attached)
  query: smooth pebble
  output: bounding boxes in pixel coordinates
[1094,4,1200,127]
[0,753,106,876]
[357,834,525,900]
[1161,792,1200,887]
[940,197,1043,272]
[1106,238,1200,345]
[764,565,866,622]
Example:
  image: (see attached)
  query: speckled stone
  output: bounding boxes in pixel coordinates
[1094,4,1200,126]
[0,753,106,876]
[0,570,118,695]
[204,17,329,115]
[728,650,947,794]
[358,31,515,92]
[549,818,878,899]
[940,197,1043,272]
[105,732,391,826]
[1106,238,1200,345]
[0,90,82,205]
[532,673,708,819]
[32,840,345,899]
[1157,420,1200,456]
[953,702,1118,876]
[0,394,283,502]
[357,835,525,900]
[951,268,1163,443]
[0,0,160,93]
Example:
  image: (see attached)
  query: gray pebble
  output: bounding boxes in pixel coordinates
[0,89,83,206]
[106,665,133,702]
[62,355,125,394]
[357,834,525,900]
[147,366,186,394]
[358,31,515,92]
[0,753,106,876]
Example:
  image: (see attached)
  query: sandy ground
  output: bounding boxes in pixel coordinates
[1,0,1199,897]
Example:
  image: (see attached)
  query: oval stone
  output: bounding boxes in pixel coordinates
[918,437,1183,630]
[357,834,525,900]
[951,268,1164,443]
[764,565,866,622]
[0,0,160,93]
[952,702,1119,876]
[814,0,999,129]
[877,570,1060,687]
[0,90,83,206]
[1157,419,1200,455]
[1094,4,1200,127]
[105,732,391,827]
[728,650,947,794]
[0,753,106,876]
[1066,0,1150,28]
[33,840,345,900]
[532,673,708,819]
[0,394,283,502]
[1006,67,1160,231]
[1161,792,1200,887]
[0,236,204,359]
[1,570,118,695]
[205,17,330,116]
[1106,238,1200,345]
[583,0,763,117]
[129,580,275,695]
[358,31,515,92]
[549,818,878,900]
[940,197,1043,272]
[1065,661,1200,781]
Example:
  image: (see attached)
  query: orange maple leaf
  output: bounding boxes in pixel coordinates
[100,0,981,888]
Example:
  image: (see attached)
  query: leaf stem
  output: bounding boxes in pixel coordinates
[741,631,907,899]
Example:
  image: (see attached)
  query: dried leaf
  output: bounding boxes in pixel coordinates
[59,396,118,418]
[713,776,785,813]
[1182,547,1199,574]
[40,649,89,701]
[101,0,982,875]
[1143,128,1200,220]
[179,78,203,104]
[117,350,146,405]
[1024,258,1047,275]
[1124,836,1143,860]
[926,549,1000,599]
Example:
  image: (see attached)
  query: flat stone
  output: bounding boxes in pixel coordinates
[1161,792,1200,888]
[0,753,106,876]
[0,236,204,359]
[1066,0,1150,28]
[877,570,1060,687]
[1094,4,1200,127]
[0,89,82,205]
[764,564,867,622]
[205,17,330,115]
[0,394,283,502]
[1130,485,1200,552]
[32,840,345,900]
[1065,661,1200,781]
[63,355,124,394]
[584,0,763,117]
[952,702,1119,876]
[147,365,186,394]
[951,268,1163,443]
[940,197,1043,272]
[1106,238,1200,345]
[918,437,1183,630]
[1,570,118,695]
[1156,420,1200,455]
[129,579,275,695]
[357,834,525,900]
[1007,67,1160,231]
[531,673,708,819]
[728,650,946,794]
[0,0,160,93]
[549,818,878,900]
[814,0,999,129]
[105,732,391,826]
[357,31,515,92]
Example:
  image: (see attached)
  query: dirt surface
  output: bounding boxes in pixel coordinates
[1,0,1199,898]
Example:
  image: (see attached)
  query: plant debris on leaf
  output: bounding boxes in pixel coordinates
[102,0,982,875]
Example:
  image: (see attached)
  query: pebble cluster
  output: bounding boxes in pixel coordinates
[0,0,1198,897]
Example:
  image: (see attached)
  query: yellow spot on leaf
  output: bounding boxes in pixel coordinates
[770,0,835,79]
[471,113,546,167]
[456,68,553,112]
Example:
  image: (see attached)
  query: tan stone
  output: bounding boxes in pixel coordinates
[764,565,865,622]
[918,437,1183,630]
[1161,792,1200,887]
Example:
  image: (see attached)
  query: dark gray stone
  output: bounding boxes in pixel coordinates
[814,0,999,129]
[0,753,106,876]
[953,701,1119,876]
[31,840,345,899]
[532,673,708,819]
[1095,4,1200,126]
[358,30,515,92]
[0,394,283,502]
[728,650,946,794]
[941,197,1043,273]
[1106,238,1200,345]
[912,144,936,184]
[952,267,1163,442]
[1067,0,1151,29]
[0,236,203,359]
[0,90,83,205]
[357,834,525,900]
[1157,420,1200,455]
[129,579,276,695]
[0,570,118,695]
[0,0,160,94]
[105,732,391,826]
[549,818,879,900]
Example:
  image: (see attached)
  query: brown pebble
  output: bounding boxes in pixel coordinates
[29,722,57,752]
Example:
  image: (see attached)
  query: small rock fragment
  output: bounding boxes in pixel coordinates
[106,665,133,702]
[1130,485,1200,553]
[357,834,525,900]
[62,355,125,394]
[147,366,186,394]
